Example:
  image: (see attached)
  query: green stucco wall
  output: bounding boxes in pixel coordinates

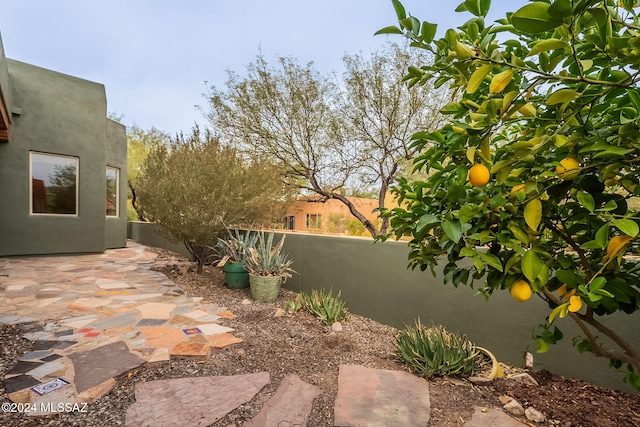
[0,59,125,256]
[0,32,13,125]
[127,221,191,258]
[105,119,127,249]
[128,223,640,392]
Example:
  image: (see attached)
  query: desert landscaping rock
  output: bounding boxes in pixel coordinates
[245,374,321,427]
[510,372,539,386]
[463,407,526,427]
[503,398,525,417]
[334,364,430,427]
[525,407,546,423]
[69,340,146,396]
[125,372,270,427]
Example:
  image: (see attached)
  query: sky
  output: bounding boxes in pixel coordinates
[0,1,521,136]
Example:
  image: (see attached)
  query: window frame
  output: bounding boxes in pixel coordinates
[305,213,321,229]
[29,151,79,216]
[105,166,119,217]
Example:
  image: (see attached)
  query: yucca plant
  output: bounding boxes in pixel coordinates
[394,319,480,378]
[300,288,348,325]
[209,227,259,265]
[283,294,303,312]
[244,230,295,278]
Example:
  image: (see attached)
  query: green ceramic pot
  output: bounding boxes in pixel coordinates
[248,274,282,302]
[222,261,249,289]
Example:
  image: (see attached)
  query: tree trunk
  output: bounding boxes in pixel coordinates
[330,192,380,238]
[128,180,146,221]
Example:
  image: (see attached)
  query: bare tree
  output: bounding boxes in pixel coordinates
[335,42,449,235]
[206,42,449,237]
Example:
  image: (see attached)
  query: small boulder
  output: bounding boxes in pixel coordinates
[525,407,546,423]
[503,399,525,416]
[331,322,343,332]
[274,308,286,317]
[498,395,514,405]
[524,352,534,370]
[241,299,252,305]
[511,372,539,386]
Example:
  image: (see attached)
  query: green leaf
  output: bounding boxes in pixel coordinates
[392,0,406,21]
[511,2,564,34]
[478,252,503,272]
[612,219,639,237]
[522,250,543,283]
[489,69,514,94]
[524,199,542,231]
[526,38,569,57]
[590,277,607,292]
[375,26,403,36]
[555,269,578,286]
[537,338,550,353]
[459,204,481,223]
[595,224,609,248]
[463,0,490,17]
[421,22,437,43]
[442,219,463,243]
[466,64,494,94]
[547,89,579,106]
[548,304,567,324]
[576,192,595,212]
[509,223,530,245]
[416,214,438,233]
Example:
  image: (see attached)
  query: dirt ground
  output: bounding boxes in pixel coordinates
[1,246,639,426]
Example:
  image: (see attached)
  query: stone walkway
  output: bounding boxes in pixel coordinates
[0,242,523,426]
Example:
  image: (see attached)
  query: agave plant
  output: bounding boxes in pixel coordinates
[245,230,295,278]
[394,319,480,378]
[209,227,258,265]
[300,288,348,325]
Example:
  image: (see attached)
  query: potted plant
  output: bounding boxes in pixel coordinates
[245,230,295,302]
[211,228,258,289]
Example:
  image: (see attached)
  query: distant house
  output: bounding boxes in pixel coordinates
[0,31,127,256]
[284,195,381,236]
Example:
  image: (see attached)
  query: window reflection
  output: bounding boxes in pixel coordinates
[106,167,118,216]
[31,152,78,215]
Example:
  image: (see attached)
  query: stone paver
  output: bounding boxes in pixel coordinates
[245,374,321,427]
[125,372,270,427]
[68,341,146,397]
[463,407,527,426]
[334,364,431,427]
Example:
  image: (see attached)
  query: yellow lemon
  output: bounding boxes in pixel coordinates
[510,279,533,302]
[556,157,580,180]
[568,295,583,312]
[469,164,491,187]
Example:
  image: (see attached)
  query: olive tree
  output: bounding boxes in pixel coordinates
[206,44,448,237]
[378,0,640,389]
[136,127,292,273]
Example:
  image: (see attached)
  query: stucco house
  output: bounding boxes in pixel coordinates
[0,31,127,256]
[284,195,381,236]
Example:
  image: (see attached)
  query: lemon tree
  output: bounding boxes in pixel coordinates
[377,0,640,389]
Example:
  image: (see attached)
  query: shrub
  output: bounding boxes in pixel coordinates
[300,288,348,325]
[394,320,479,378]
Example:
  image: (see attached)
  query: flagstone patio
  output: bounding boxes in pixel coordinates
[0,242,244,410]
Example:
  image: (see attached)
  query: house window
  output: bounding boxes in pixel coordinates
[306,213,321,229]
[286,215,295,230]
[30,152,78,215]
[106,167,119,216]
